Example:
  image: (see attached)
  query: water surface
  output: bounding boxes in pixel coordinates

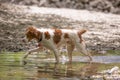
[0,52,120,80]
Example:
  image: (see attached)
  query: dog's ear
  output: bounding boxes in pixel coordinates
[25,26,37,41]
[26,26,36,33]
[27,26,43,41]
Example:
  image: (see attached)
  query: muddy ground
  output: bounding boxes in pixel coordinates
[0,3,120,52]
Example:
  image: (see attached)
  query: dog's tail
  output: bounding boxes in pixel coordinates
[78,29,87,35]
[77,29,87,43]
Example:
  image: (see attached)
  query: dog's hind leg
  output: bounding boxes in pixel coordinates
[75,42,92,61]
[66,39,75,63]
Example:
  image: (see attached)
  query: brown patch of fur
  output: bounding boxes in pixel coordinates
[64,33,69,39]
[36,31,42,42]
[26,26,42,42]
[53,29,62,44]
[77,29,87,43]
[78,29,87,35]
[44,31,50,40]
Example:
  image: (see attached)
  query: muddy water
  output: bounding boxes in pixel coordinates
[0,53,120,80]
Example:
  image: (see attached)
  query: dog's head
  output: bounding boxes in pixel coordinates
[25,26,42,42]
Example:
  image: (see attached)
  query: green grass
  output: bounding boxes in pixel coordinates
[39,50,120,58]
[107,50,120,55]
[89,50,120,56]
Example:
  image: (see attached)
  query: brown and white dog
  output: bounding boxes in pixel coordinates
[23,26,92,63]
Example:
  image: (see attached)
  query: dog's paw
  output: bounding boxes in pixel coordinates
[20,58,27,65]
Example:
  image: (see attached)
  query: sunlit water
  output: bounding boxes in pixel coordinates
[0,53,120,80]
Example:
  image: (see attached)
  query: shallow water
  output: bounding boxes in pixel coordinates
[0,53,120,80]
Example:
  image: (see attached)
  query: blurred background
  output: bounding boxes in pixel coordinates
[0,0,120,52]
[0,0,120,14]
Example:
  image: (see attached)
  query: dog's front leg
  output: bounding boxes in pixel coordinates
[66,39,75,63]
[21,47,41,65]
[23,47,40,59]
[53,49,59,63]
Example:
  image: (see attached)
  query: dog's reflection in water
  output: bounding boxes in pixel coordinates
[35,62,98,79]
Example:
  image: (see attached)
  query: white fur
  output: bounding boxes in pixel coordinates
[23,28,92,63]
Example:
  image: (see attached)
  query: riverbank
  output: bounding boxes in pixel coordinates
[0,3,120,52]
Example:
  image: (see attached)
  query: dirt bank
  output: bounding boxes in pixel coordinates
[0,0,120,14]
[0,3,120,52]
